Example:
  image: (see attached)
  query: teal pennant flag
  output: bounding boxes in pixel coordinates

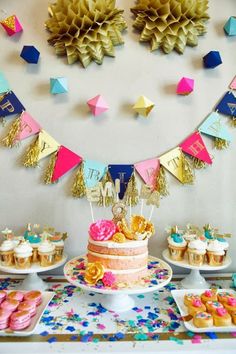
[84,160,107,188]
[198,112,232,142]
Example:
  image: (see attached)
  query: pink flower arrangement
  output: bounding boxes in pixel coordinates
[102,272,116,287]
[89,220,117,241]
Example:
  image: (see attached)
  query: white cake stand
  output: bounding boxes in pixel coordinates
[162,249,231,289]
[0,255,67,290]
[64,255,173,312]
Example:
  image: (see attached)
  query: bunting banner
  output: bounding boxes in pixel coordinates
[160,147,183,183]
[198,112,232,142]
[215,91,236,117]
[38,130,60,161]
[179,131,212,164]
[134,158,160,190]
[52,145,82,182]
[108,164,134,199]
[0,91,25,117]
[17,111,41,141]
[83,160,107,188]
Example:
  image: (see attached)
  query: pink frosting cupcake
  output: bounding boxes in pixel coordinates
[0,299,19,312]
[9,310,31,330]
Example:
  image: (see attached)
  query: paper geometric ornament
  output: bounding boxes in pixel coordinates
[20,46,40,64]
[50,77,68,94]
[230,76,236,90]
[203,51,222,68]
[0,72,10,94]
[45,0,127,68]
[87,95,109,116]
[133,96,155,117]
[176,77,194,95]
[131,0,209,54]
[0,15,23,36]
[224,16,236,36]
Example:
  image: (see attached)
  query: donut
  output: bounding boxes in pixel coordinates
[213,308,232,327]
[193,311,213,328]
[187,299,206,316]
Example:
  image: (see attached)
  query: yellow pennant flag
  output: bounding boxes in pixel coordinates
[159,147,184,183]
[38,130,60,161]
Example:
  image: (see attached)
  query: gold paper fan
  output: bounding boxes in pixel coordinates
[46,0,127,68]
[131,0,209,54]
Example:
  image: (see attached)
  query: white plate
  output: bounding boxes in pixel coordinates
[0,290,55,336]
[171,288,236,333]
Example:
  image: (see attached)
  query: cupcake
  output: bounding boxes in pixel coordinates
[184,293,201,307]
[187,239,206,266]
[27,236,41,263]
[14,241,33,269]
[0,240,15,266]
[201,290,218,304]
[206,239,225,266]
[205,301,224,314]
[218,291,235,305]
[213,308,232,327]
[187,299,206,316]
[52,239,64,262]
[224,297,236,315]
[167,233,187,261]
[193,311,213,328]
[38,239,55,267]
[216,237,229,259]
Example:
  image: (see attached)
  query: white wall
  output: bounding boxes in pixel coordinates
[0,0,236,274]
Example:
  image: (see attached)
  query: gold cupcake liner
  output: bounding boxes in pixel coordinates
[38,252,55,267]
[168,245,186,261]
[187,250,205,266]
[206,252,224,266]
[32,248,39,263]
[0,251,14,266]
[55,247,64,262]
[14,255,32,269]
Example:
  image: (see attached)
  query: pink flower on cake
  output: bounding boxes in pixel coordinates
[102,272,116,287]
[89,220,117,241]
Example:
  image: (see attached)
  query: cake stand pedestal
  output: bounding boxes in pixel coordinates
[0,255,67,290]
[64,255,173,312]
[162,249,231,289]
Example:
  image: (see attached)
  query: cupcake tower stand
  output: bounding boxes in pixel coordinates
[0,256,67,290]
[64,255,173,312]
[162,249,231,289]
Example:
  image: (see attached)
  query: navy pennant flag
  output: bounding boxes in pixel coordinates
[0,91,25,117]
[215,91,236,117]
[108,164,134,200]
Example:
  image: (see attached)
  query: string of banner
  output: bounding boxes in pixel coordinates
[0,76,236,220]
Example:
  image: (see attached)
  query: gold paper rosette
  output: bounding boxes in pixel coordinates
[131,0,209,54]
[112,232,126,243]
[84,262,104,285]
[117,215,155,240]
[46,0,127,68]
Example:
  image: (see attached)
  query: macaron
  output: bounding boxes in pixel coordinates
[9,310,31,330]
[18,301,36,317]
[7,291,24,302]
[0,308,11,329]
[0,299,19,312]
[24,291,42,306]
[0,290,7,304]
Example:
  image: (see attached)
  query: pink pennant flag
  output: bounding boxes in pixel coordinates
[134,158,160,190]
[52,145,82,182]
[16,111,41,141]
[179,131,212,164]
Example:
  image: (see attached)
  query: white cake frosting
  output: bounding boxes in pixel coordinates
[38,240,55,254]
[207,239,225,255]
[0,240,15,252]
[188,239,207,254]
[14,242,33,258]
[88,238,148,249]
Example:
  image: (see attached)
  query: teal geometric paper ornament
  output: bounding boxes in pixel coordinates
[224,16,236,36]
[50,77,68,94]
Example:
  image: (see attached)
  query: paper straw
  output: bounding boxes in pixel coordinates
[89,202,95,222]
[129,197,132,219]
[148,205,154,221]
[140,199,144,216]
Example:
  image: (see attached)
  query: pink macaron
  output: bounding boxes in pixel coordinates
[0,291,7,304]
[7,291,24,302]
[24,291,42,306]
[0,308,11,330]
[18,301,36,317]
[9,310,31,330]
[0,299,19,312]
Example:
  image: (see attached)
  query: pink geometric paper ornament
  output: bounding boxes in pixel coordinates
[0,15,23,36]
[179,131,212,164]
[176,77,194,95]
[52,145,82,182]
[134,158,160,190]
[16,111,41,141]
[87,95,109,116]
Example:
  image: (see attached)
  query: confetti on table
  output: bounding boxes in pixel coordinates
[40,331,49,337]
[169,336,184,345]
[47,336,57,343]
[205,332,218,339]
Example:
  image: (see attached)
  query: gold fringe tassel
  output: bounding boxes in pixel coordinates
[23,136,40,167]
[71,163,86,198]
[191,156,207,169]
[2,116,21,148]
[44,151,58,184]
[124,173,139,206]
[97,170,114,207]
[231,117,236,127]
[156,165,169,196]
[214,138,229,150]
[182,153,195,185]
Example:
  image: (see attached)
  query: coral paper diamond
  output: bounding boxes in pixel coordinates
[87,95,109,116]
[133,96,155,117]
[0,15,23,36]
[176,77,194,95]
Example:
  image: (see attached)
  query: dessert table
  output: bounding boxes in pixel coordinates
[0,273,235,353]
